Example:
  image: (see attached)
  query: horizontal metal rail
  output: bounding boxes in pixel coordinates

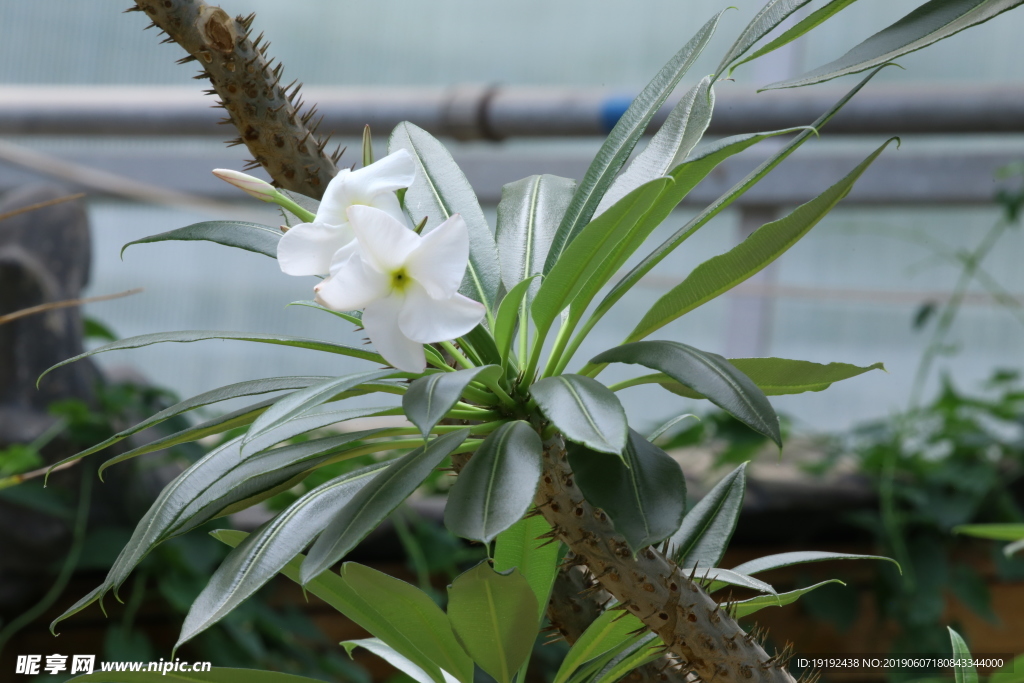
[1,84,1024,139]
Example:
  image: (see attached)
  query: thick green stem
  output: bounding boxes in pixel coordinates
[441,341,476,370]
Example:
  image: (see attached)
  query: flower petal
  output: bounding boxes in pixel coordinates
[404,213,469,299]
[277,222,352,276]
[369,191,412,228]
[348,206,421,274]
[314,168,353,225]
[399,284,485,344]
[346,149,417,199]
[314,256,390,311]
[363,295,426,373]
[328,241,361,276]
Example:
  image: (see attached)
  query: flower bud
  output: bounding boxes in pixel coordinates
[212,168,278,202]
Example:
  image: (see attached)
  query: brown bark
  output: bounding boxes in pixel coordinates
[131,0,342,198]
[537,437,797,683]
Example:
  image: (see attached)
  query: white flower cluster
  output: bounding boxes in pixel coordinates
[275,150,484,372]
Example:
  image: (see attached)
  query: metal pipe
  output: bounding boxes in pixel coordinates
[1,84,1023,139]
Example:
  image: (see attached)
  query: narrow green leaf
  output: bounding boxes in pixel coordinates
[302,430,470,582]
[701,567,776,596]
[595,77,714,216]
[47,376,327,474]
[533,179,671,338]
[493,515,561,622]
[496,175,575,301]
[656,358,885,398]
[732,550,900,577]
[647,413,698,442]
[211,530,450,683]
[70,669,327,683]
[121,221,282,259]
[568,429,685,552]
[39,330,387,387]
[730,0,861,73]
[766,0,1024,90]
[668,463,747,567]
[98,396,278,476]
[403,366,502,438]
[341,564,474,683]
[530,374,628,455]
[954,523,1024,541]
[389,122,501,315]
[494,276,538,364]
[544,11,722,271]
[178,462,389,646]
[461,325,502,366]
[553,610,646,683]
[593,342,780,446]
[949,627,978,683]
[590,633,662,683]
[728,579,846,618]
[242,370,397,455]
[240,404,396,457]
[447,562,538,683]
[585,68,889,348]
[342,639,459,683]
[715,0,813,79]
[445,422,543,543]
[627,139,895,342]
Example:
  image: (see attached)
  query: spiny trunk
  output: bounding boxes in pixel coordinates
[537,437,797,683]
[131,0,342,198]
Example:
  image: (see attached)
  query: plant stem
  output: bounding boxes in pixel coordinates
[540,317,575,379]
[440,341,475,370]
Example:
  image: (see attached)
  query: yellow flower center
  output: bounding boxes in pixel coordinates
[390,267,411,293]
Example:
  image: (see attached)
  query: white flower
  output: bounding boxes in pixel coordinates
[276,149,416,276]
[315,206,486,372]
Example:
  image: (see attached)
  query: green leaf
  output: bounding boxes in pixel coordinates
[47,376,329,473]
[949,627,978,683]
[954,523,1024,541]
[242,370,397,455]
[70,668,328,683]
[340,564,474,683]
[403,366,502,439]
[766,0,1024,90]
[493,515,561,622]
[342,639,460,683]
[653,358,885,398]
[700,567,776,595]
[668,463,746,568]
[728,579,846,618]
[530,374,628,455]
[445,422,543,543]
[177,463,389,646]
[301,429,470,582]
[714,0,814,79]
[447,562,538,683]
[595,77,714,216]
[568,429,685,552]
[39,330,387,388]
[553,610,646,683]
[494,276,538,364]
[647,413,699,442]
[121,221,282,259]
[389,122,501,316]
[240,404,397,457]
[627,139,894,342]
[593,342,780,446]
[585,68,889,345]
[730,0,861,73]
[211,530,451,683]
[461,325,502,366]
[533,178,671,339]
[732,550,900,577]
[496,175,575,302]
[590,633,662,683]
[96,397,278,476]
[544,11,721,271]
